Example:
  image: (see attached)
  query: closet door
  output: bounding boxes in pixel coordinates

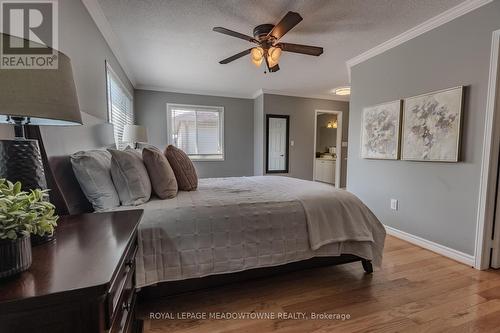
[266,115,289,174]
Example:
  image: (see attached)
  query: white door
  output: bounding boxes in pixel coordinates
[268,117,287,171]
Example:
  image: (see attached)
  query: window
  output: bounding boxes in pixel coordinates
[106,62,133,149]
[167,104,224,160]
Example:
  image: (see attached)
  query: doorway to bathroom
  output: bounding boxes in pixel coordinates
[313,110,342,188]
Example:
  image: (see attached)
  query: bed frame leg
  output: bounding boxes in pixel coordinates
[361,259,373,274]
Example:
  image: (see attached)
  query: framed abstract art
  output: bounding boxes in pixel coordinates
[360,100,402,160]
[401,86,464,162]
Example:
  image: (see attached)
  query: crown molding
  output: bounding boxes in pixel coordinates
[252,89,264,99]
[82,0,136,86]
[136,85,255,99]
[346,0,494,81]
[135,86,349,102]
[255,89,349,102]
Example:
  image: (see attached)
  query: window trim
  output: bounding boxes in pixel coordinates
[105,61,134,149]
[166,103,225,161]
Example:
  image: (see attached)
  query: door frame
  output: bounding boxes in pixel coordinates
[313,110,343,188]
[475,29,500,270]
[265,114,290,174]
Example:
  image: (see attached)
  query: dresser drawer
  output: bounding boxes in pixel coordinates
[106,235,137,329]
[109,271,136,333]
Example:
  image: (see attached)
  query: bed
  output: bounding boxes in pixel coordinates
[46,149,385,293]
[108,176,386,288]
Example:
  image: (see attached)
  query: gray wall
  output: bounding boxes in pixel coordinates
[316,114,338,153]
[59,0,133,119]
[262,94,349,185]
[347,1,500,256]
[253,94,264,176]
[134,89,254,178]
[0,0,133,150]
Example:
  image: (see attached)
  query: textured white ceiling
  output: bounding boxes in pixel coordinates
[97,0,463,100]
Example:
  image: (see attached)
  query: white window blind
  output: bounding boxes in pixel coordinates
[167,104,224,160]
[106,63,133,149]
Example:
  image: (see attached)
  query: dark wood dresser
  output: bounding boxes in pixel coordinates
[0,210,143,333]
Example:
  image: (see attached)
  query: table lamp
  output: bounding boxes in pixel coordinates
[123,125,148,149]
[0,33,82,191]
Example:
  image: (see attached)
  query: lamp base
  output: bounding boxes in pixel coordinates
[0,139,47,191]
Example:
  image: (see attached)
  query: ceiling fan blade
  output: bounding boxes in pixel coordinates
[278,43,323,56]
[268,11,303,40]
[213,27,256,43]
[219,48,252,64]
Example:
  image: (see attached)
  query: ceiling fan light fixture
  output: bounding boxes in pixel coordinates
[333,86,351,96]
[267,46,282,68]
[251,47,264,67]
[214,11,323,73]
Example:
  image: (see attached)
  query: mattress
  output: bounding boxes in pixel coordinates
[111,176,386,288]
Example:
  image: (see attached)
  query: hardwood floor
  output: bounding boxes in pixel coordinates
[138,236,500,332]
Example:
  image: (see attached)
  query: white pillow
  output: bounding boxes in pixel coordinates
[70,149,120,211]
[108,148,151,206]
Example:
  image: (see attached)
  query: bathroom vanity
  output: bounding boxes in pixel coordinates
[314,157,336,184]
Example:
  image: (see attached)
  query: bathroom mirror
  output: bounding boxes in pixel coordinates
[266,114,289,174]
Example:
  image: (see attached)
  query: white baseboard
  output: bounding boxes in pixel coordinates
[384,225,475,267]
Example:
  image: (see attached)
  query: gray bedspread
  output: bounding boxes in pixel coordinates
[114,176,386,287]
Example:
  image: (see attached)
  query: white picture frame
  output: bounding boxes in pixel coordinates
[360,100,402,160]
[401,86,464,162]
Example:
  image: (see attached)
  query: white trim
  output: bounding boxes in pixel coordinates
[137,85,349,102]
[252,89,264,99]
[346,0,493,80]
[166,103,225,161]
[257,89,349,102]
[475,29,500,270]
[82,0,136,86]
[385,225,475,267]
[139,85,253,100]
[313,110,343,188]
[106,61,133,100]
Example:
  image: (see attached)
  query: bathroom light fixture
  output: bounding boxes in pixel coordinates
[327,120,338,129]
[333,86,351,96]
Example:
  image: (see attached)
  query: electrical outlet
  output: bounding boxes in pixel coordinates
[290,140,294,146]
[390,199,398,211]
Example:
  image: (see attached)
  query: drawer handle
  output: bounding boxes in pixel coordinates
[122,301,132,312]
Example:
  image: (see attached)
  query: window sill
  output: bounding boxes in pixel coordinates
[189,155,225,161]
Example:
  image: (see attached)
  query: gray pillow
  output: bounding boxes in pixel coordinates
[70,149,120,211]
[109,148,152,206]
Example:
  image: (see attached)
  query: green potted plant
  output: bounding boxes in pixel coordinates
[0,179,58,278]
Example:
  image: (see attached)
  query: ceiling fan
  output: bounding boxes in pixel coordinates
[213,11,323,73]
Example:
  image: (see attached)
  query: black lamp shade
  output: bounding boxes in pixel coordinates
[0,139,47,191]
